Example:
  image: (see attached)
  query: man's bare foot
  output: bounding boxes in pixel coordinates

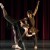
[12,44,22,49]
[34,45,37,50]
[0,3,4,9]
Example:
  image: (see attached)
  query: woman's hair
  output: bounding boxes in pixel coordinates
[27,10,33,14]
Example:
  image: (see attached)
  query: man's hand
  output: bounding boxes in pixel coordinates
[0,3,4,9]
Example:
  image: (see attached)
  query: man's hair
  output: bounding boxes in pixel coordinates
[27,10,33,14]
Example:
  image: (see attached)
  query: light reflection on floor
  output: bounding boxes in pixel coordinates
[0,40,50,50]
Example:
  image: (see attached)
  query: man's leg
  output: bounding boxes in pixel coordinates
[12,44,22,49]
[12,25,22,49]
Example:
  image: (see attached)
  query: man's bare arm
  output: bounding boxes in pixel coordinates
[33,0,40,16]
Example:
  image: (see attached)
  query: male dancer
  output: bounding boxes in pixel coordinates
[0,3,22,49]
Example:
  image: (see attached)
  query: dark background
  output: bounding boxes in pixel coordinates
[0,0,50,41]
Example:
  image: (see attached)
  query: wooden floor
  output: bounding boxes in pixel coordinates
[0,40,50,50]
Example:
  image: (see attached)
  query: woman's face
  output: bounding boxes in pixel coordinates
[27,13,32,18]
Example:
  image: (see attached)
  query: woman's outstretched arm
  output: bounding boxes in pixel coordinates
[33,0,40,16]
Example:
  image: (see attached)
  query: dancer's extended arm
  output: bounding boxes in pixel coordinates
[33,0,40,16]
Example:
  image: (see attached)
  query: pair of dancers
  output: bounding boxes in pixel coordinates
[0,1,40,50]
